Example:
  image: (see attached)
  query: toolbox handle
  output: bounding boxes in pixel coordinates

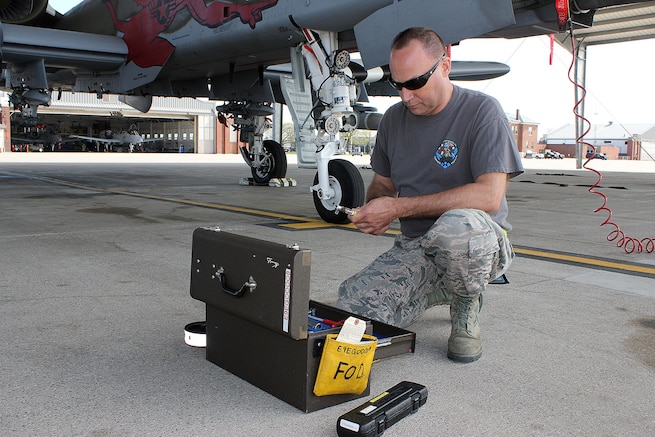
[216,267,257,297]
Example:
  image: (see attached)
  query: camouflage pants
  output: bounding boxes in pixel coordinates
[335,209,514,328]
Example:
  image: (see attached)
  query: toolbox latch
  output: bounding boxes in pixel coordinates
[412,394,421,412]
[376,416,386,434]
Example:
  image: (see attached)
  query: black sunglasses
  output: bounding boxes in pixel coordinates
[389,53,446,91]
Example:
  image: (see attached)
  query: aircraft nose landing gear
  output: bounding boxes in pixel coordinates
[312,159,365,224]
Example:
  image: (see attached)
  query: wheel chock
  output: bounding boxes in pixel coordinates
[239,177,297,187]
[269,178,297,187]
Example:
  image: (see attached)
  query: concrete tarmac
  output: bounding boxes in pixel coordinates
[1,152,654,436]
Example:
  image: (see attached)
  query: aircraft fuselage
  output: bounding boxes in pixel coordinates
[51,0,393,98]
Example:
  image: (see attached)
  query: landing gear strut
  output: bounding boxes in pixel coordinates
[217,28,377,222]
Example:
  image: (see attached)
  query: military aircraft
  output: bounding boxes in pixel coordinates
[70,124,159,152]
[0,0,649,222]
[9,121,82,151]
[12,127,63,148]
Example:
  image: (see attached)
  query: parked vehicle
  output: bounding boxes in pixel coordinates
[525,150,545,159]
[545,151,564,159]
[586,152,608,160]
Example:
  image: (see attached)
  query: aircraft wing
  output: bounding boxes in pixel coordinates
[12,135,77,144]
[0,0,650,114]
[70,133,159,144]
[70,135,123,145]
[13,136,52,144]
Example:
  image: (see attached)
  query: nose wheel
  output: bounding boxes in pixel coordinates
[312,159,365,224]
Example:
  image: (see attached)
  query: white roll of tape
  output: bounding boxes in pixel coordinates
[184,321,206,347]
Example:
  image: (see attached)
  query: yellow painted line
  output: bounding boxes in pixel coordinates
[107,189,305,221]
[106,186,402,233]
[281,221,346,229]
[21,173,345,226]
[21,174,308,221]
[513,247,655,276]
[27,174,396,232]
[25,173,654,277]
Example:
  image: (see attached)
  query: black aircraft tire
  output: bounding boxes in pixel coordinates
[313,159,365,224]
[251,140,287,184]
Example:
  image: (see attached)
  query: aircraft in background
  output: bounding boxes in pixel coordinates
[12,129,63,147]
[0,0,648,221]
[10,123,79,151]
[71,125,159,152]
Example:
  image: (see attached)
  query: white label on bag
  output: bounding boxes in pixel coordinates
[336,316,366,344]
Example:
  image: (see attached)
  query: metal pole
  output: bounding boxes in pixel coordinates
[273,103,283,144]
[574,41,587,169]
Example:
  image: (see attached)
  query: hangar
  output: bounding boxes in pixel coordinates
[4,90,248,154]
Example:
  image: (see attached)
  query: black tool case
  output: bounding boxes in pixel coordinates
[189,227,416,412]
[336,381,428,436]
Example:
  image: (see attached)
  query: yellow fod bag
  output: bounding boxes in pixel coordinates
[313,333,378,396]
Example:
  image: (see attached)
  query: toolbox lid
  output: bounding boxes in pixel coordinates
[190,228,311,340]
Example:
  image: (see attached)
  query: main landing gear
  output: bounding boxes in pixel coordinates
[217,102,288,185]
[251,139,287,184]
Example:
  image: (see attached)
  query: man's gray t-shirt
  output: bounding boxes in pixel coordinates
[371,85,524,238]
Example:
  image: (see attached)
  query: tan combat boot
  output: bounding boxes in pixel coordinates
[447,293,482,362]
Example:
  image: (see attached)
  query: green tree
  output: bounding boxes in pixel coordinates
[282,123,296,148]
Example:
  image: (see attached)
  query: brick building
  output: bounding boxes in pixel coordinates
[542,123,655,160]
[508,109,539,155]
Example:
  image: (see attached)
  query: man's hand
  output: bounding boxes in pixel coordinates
[350,196,397,235]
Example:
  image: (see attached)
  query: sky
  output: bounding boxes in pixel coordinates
[372,35,655,135]
[50,0,80,14]
[451,36,655,134]
[49,0,655,135]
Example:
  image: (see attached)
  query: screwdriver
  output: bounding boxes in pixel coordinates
[335,205,358,216]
